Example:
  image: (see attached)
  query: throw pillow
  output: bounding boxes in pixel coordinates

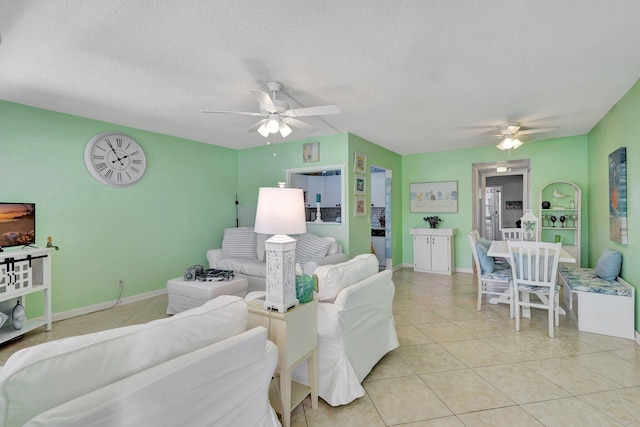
[221,227,257,260]
[476,243,495,274]
[477,237,492,250]
[295,233,331,266]
[594,248,622,282]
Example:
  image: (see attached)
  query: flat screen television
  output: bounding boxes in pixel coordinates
[0,203,36,250]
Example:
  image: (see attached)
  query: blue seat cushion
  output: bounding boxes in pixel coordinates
[594,249,622,282]
[476,242,495,274]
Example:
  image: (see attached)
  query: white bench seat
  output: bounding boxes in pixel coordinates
[559,267,635,339]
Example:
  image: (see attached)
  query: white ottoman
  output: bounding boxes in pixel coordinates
[166,275,249,314]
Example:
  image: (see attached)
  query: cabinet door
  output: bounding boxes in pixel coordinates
[430,236,450,273]
[413,235,432,271]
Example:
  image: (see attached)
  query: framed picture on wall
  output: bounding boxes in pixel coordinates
[354,174,366,195]
[303,142,319,162]
[410,181,458,213]
[354,196,366,217]
[354,151,366,174]
[609,147,628,244]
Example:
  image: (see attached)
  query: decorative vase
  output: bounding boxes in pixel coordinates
[542,201,550,209]
[12,301,26,330]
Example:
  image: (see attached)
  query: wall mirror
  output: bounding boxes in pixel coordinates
[286,164,346,224]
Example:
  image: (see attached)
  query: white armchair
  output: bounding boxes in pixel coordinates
[292,254,398,406]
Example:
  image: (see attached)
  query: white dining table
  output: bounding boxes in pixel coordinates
[487,240,577,264]
[487,240,576,317]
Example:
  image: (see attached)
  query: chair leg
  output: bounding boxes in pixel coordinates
[514,288,520,332]
[548,305,554,338]
[477,281,483,311]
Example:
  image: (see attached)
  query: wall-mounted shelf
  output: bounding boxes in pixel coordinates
[539,181,581,266]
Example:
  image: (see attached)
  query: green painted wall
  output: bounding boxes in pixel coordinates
[587,78,640,329]
[0,101,238,315]
[401,135,589,270]
[347,133,403,266]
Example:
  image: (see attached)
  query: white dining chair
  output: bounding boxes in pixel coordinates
[507,241,562,337]
[468,231,513,315]
[501,228,523,241]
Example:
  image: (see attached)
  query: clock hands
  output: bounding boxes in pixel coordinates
[105,140,125,166]
[112,154,130,164]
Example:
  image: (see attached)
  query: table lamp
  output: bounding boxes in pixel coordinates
[254,183,307,312]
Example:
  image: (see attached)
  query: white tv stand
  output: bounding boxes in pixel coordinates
[0,247,53,344]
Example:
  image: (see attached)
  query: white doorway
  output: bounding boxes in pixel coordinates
[472,160,531,239]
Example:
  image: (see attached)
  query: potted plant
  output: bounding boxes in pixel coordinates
[423,216,441,229]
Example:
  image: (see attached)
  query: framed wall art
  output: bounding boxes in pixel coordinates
[354,196,366,217]
[354,151,366,174]
[609,147,627,244]
[410,181,458,213]
[354,174,366,195]
[303,142,319,162]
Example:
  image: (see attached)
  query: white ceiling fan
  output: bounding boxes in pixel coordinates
[494,122,558,150]
[201,82,340,138]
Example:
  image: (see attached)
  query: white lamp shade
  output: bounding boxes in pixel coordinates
[257,123,270,137]
[254,187,307,235]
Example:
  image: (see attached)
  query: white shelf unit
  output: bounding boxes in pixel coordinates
[538,181,581,266]
[0,247,53,344]
[410,228,456,275]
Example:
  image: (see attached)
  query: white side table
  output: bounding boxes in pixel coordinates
[247,298,318,427]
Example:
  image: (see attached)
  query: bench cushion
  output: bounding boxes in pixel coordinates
[559,267,631,297]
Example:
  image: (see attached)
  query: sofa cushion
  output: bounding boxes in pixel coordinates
[217,257,267,278]
[315,254,378,302]
[221,227,257,260]
[0,296,247,427]
[256,233,271,261]
[594,248,622,282]
[296,233,332,265]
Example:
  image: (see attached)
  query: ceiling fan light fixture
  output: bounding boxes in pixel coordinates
[266,118,280,133]
[279,123,292,138]
[512,138,523,149]
[257,123,270,137]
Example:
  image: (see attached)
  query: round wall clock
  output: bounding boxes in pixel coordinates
[84,132,147,187]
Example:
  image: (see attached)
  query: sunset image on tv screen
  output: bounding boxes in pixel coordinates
[0,203,35,247]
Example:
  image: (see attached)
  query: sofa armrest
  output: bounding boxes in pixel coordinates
[303,253,349,276]
[206,249,224,268]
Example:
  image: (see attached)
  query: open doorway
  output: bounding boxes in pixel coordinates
[370,166,392,270]
[472,160,531,240]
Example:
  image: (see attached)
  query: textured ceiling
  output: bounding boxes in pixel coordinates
[1,1,640,155]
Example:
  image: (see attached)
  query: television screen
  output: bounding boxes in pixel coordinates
[0,203,36,249]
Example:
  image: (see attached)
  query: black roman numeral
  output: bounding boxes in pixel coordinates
[130,150,139,156]
[92,155,105,160]
[116,137,123,148]
[132,159,142,165]
[131,166,140,174]
[95,162,107,171]
[104,169,114,180]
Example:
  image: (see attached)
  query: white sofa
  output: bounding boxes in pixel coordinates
[292,254,399,406]
[208,227,348,293]
[0,296,280,427]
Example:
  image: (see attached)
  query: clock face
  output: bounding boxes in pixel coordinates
[84,132,147,187]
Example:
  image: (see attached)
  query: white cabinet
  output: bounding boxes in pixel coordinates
[324,175,341,207]
[410,228,456,275]
[538,181,581,266]
[0,247,53,344]
[371,172,386,207]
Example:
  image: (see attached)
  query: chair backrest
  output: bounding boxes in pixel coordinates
[469,230,480,244]
[501,228,523,241]
[468,232,481,272]
[507,241,561,288]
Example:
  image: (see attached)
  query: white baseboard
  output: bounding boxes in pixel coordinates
[456,267,473,273]
[52,288,167,322]
[635,330,640,346]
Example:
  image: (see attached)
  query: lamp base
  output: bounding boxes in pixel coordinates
[314,202,323,223]
[263,234,299,312]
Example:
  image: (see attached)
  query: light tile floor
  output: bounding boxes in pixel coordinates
[1,269,639,426]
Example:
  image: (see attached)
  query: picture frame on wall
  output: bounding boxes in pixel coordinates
[354,151,366,174]
[354,174,366,195]
[409,181,458,213]
[609,147,628,244]
[354,196,366,217]
[303,142,319,162]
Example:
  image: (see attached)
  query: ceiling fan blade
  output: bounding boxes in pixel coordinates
[282,117,315,130]
[245,119,268,133]
[200,109,264,117]
[250,90,277,113]
[518,127,559,135]
[284,105,340,117]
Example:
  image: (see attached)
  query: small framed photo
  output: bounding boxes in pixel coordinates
[354,174,366,195]
[354,151,367,173]
[354,196,367,217]
[303,142,319,162]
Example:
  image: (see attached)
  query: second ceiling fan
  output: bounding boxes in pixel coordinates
[201,82,340,138]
